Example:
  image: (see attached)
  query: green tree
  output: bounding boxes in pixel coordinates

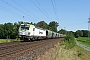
[3,23,13,39]
[74,30,83,38]
[18,21,24,24]
[81,30,88,37]
[0,24,4,38]
[49,21,59,32]
[11,22,19,39]
[36,21,49,29]
[58,29,66,34]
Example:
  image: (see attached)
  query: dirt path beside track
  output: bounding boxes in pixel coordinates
[76,40,90,52]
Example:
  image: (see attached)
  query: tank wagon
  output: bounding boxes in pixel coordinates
[18,23,65,41]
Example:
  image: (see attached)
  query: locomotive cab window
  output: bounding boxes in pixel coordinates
[21,25,29,30]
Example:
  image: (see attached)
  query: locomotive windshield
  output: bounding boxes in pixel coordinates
[21,25,29,30]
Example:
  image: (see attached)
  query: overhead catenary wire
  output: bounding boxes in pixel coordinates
[1,0,37,20]
[54,0,59,26]
[12,0,40,20]
[54,0,58,20]
[30,0,50,20]
[12,0,29,12]
[0,6,28,22]
[54,0,57,14]
[51,0,60,31]
[35,0,51,20]
[0,6,22,17]
[51,0,58,21]
[0,7,16,16]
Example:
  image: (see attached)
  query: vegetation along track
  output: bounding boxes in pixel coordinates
[0,38,62,58]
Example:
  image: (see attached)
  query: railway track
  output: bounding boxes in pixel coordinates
[0,38,62,59]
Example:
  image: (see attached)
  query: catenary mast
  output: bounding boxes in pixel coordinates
[88,14,90,39]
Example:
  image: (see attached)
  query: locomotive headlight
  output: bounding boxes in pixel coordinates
[18,30,22,34]
[19,32,22,35]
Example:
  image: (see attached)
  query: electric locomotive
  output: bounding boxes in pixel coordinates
[18,23,63,41]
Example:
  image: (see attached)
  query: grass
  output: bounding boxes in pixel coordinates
[76,37,89,41]
[56,45,90,60]
[56,41,90,60]
[76,37,90,47]
[56,35,90,60]
[0,39,20,43]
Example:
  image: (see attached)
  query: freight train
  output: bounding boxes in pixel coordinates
[18,23,65,41]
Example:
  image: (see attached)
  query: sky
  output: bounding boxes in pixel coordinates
[0,0,90,32]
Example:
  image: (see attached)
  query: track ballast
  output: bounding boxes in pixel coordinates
[0,38,62,60]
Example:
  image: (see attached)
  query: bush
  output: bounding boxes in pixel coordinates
[63,33,76,50]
